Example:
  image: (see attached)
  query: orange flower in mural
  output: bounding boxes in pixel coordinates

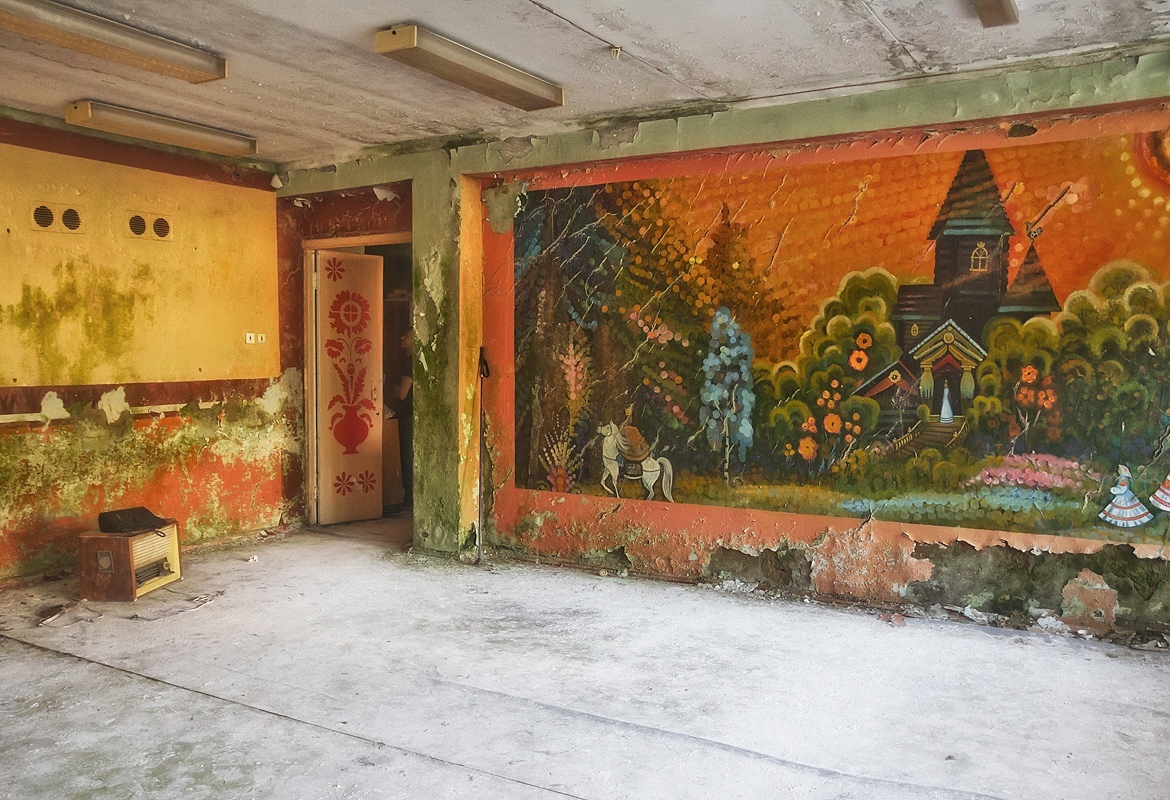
[849,349,869,371]
[823,414,843,434]
[798,436,818,461]
[855,332,873,350]
[1021,365,1039,384]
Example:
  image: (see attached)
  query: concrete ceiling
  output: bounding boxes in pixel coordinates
[0,0,1168,167]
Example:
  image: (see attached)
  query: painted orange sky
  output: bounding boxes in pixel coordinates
[642,131,1170,361]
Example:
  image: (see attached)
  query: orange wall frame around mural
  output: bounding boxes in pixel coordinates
[481,102,1170,606]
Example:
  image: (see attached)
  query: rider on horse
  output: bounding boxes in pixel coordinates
[617,406,651,478]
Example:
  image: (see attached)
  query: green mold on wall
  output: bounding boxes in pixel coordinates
[0,372,304,579]
[2,258,154,385]
[906,541,1170,631]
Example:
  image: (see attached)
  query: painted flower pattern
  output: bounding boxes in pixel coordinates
[798,436,818,461]
[325,257,346,282]
[329,290,371,336]
[334,472,356,495]
[325,287,377,454]
[357,470,377,494]
[848,349,869,371]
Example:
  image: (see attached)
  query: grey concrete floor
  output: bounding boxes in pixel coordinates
[1,520,1169,800]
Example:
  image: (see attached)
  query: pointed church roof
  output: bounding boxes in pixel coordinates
[929,150,1013,239]
[998,243,1060,316]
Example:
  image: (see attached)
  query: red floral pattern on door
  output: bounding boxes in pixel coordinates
[325,284,376,456]
[315,252,382,522]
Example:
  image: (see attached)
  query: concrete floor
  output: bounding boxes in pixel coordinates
[2,521,1169,800]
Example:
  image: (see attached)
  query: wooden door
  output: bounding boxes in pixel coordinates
[314,250,384,524]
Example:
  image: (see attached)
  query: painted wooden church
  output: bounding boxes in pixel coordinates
[858,150,1061,442]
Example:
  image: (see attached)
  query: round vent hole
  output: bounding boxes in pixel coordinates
[129,215,146,235]
[153,217,171,238]
[62,208,81,230]
[33,206,54,228]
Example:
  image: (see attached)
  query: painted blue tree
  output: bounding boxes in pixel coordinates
[700,307,756,483]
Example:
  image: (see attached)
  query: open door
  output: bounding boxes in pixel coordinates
[311,249,384,524]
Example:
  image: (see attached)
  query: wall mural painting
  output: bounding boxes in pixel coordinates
[513,131,1170,544]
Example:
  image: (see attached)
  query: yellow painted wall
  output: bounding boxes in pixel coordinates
[0,143,279,386]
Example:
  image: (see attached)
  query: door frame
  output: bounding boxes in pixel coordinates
[304,232,412,525]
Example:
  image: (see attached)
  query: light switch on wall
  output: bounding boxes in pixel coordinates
[245,332,256,344]
[257,333,267,344]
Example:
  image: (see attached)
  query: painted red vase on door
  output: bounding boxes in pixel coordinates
[314,250,383,524]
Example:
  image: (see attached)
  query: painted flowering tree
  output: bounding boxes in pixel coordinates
[700,307,756,483]
[971,316,1062,453]
[755,268,897,475]
[974,261,1170,466]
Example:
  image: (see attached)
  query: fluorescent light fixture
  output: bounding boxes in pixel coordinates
[374,24,563,112]
[65,101,256,157]
[0,0,225,82]
[972,0,1019,27]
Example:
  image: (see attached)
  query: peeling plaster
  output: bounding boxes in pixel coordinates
[0,382,303,578]
[1061,568,1121,629]
[595,121,641,150]
[259,367,304,416]
[496,137,537,164]
[96,387,130,424]
[484,182,526,234]
[39,392,69,422]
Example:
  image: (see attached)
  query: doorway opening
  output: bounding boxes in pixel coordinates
[304,233,413,548]
[367,242,413,517]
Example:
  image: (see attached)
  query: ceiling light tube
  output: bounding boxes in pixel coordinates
[374,24,563,112]
[0,0,225,82]
[65,101,256,157]
[972,0,1019,27]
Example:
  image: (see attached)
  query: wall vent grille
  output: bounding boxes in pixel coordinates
[30,203,85,234]
[127,212,174,241]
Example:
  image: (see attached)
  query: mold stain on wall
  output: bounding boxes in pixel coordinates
[511,129,1170,547]
[2,258,154,385]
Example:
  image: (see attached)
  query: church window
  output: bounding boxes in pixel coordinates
[970,242,990,272]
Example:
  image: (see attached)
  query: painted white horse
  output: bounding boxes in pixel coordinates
[599,422,675,502]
